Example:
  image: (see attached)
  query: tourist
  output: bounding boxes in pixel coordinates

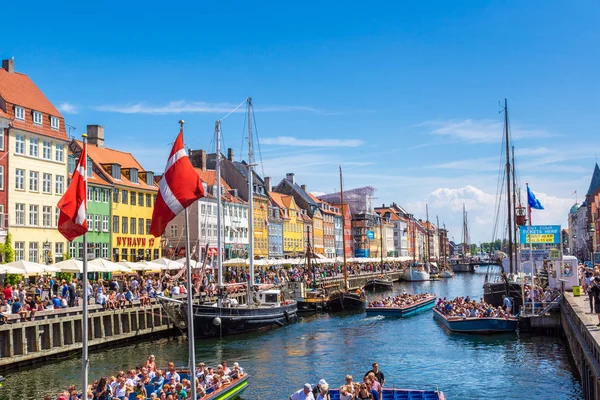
[92,377,111,400]
[502,295,512,315]
[364,363,385,387]
[165,362,181,383]
[339,384,354,400]
[316,382,330,400]
[589,276,600,327]
[290,383,315,400]
[196,362,206,380]
[146,355,157,372]
[356,383,374,399]
[221,361,231,375]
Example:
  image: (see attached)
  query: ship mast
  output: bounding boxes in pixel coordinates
[339,166,348,289]
[247,97,255,305]
[504,99,514,275]
[426,204,430,265]
[379,214,384,272]
[215,121,224,307]
[511,145,518,273]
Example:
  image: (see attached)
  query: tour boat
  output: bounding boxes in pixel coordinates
[403,266,430,282]
[432,308,518,334]
[168,371,249,400]
[328,387,446,400]
[366,294,437,317]
[364,276,394,291]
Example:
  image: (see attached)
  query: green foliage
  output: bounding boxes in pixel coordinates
[1,233,14,263]
[56,272,74,282]
[63,252,71,260]
[5,274,21,286]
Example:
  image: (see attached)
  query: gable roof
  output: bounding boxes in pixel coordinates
[587,163,600,196]
[68,147,113,188]
[193,168,245,204]
[0,69,61,116]
[75,140,157,191]
[269,192,289,210]
[278,178,318,208]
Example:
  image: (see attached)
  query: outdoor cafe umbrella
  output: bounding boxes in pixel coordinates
[0,264,28,274]
[128,261,164,272]
[151,257,185,270]
[89,258,133,273]
[223,258,248,266]
[3,260,58,275]
[54,258,85,273]
[176,257,200,268]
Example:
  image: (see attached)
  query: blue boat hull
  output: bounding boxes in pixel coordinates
[366,297,436,317]
[433,308,517,333]
[329,387,445,400]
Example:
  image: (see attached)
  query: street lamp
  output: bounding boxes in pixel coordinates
[589,223,596,263]
[43,240,51,265]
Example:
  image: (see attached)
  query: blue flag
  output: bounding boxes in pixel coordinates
[527,185,544,210]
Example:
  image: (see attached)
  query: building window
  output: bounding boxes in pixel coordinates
[113,216,119,233]
[43,206,52,227]
[55,207,59,227]
[87,214,93,229]
[122,190,128,204]
[54,143,64,162]
[55,175,64,194]
[201,204,206,214]
[69,242,77,259]
[0,129,4,151]
[42,173,52,193]
[102,243,108,259]
[15,203,25,225]
[29,138,38,157]
[87,187,93,201]
[87,159,93,178]
[15,242,25,261]
[130,191,136,205]
[122,217,128,234]
[153,249,159,260]
[29,171,39,192]
[95,215,101,231]
[94,188,100,202]
[0,165,3,191]
[42,141,51,159]
[68,154,76,174]
[29,242,39,262]
[29,205,38,226]
[138,193,144,206]
[51,116,60,130]
[55,242,64,262]
[15,106,25,121]
[146,219,151,235]
[170,225,178,237]
[15,134,25,154]
[113,189,120,203]
[146,194,151,207]
[138,219,144,235]
[102,215,109,232]
[130,169,138,183]
[33,111,43,125]
[104,189,109,203]
[111,164,121,179]
[121,248,128,261]
[130,217,136,234]
[15,169,24,190]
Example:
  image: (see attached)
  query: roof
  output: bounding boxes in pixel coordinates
[587,163,600,196]
[193,168,245,204]
[68,148,112,187]
[75,140,157,191]
[0,68,61,116]
[569,203,580,215]
[279,178,318,208]
[269,192,289,210]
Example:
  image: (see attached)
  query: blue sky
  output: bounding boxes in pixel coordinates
[3,0,599,242]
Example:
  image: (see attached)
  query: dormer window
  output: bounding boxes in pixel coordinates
[130,168,138,183]
[145,171,154,185]
[111,164,121,179]
[87,158,93,178]
[50,116,59,130]
[15,106,25,121]
[33,111,43,125]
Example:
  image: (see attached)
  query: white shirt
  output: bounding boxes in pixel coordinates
[114,384,127,397]
[172,286,180,295]
[290,389,315,400]
[165,371,181,383]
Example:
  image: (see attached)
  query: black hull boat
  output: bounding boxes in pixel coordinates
[188,301,298,338]
[326,290,366,312]
[364,278,394,291]
[483,281,523,313]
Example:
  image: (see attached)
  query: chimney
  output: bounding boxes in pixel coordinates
[86,125,105,148]
[382,203,385,208]
[264,176,272,192]
[200,150,207,170]
[301,184,307,192]
[227,148,234,162]
[286,173,295,185]
[2,58,14,74]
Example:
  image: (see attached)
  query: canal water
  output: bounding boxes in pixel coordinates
[0,271,583,399]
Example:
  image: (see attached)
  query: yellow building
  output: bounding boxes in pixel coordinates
[1,59,70,263]
[311,208,324,255]
[252,194,269,258]
[77,126,160,261]
[269,192,304,257]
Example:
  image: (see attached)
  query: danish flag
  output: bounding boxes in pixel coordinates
[150,129,205,237]
[57,141,88,241]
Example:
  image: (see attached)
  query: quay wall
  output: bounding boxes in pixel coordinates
[562,293,600,400]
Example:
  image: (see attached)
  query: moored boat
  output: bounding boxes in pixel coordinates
[403,266,430,282]
[432,308,518,334]
[366,294,437,317]
[328,387,446,400]
[364,276,394,291]
[296,289,329,313]
[326,289,367,312]
[439,270,454,278]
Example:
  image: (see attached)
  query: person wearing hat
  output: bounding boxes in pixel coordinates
[290,383,315,400]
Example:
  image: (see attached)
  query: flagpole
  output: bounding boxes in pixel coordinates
[81,134,89,399]
[527,183,534,315]
[180,120,198,400]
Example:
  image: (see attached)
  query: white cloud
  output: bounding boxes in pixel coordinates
[261,136,363,147]
[94,101,330,115]
[58,102,78,114]
[418,119,555,144]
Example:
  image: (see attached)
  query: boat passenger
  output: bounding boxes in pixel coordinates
[290,383,315,400]
[316,383,330,400]
[364,362,385,387]
[165,362,181,383]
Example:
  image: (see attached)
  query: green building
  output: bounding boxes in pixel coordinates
[68,144,113,260]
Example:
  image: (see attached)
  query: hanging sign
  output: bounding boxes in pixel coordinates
[519,225,561,244]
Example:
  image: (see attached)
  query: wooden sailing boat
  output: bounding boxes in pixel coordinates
[452,205,472,272]
[326,166,367,311]
[364,214,393,290]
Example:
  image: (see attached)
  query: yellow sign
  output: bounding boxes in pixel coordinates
[549,249,560,259]
[525,234,556,243]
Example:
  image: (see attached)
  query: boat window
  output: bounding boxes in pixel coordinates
[264,293,278,303]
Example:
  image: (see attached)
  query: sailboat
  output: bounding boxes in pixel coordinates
[174,99,298,337]
[296,221,330,313]
[438,219,454,278]
[325,167,367,311]
[403,214,430,281]
[364,216,393,290]
[452,205,471,273]
[483,99,525,312]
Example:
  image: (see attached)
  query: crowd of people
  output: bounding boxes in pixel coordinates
[44,355,245,400]
[435,296,513,319]
[367,292,434,308]
[290,362,386,400]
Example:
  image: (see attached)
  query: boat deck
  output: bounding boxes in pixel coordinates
[330,388,443,400]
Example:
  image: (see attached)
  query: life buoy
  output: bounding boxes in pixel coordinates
[284,310,290,322]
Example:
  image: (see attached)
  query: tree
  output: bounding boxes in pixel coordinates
[1,233,14,263]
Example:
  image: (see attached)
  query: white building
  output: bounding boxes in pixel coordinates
[568,202,589,260]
